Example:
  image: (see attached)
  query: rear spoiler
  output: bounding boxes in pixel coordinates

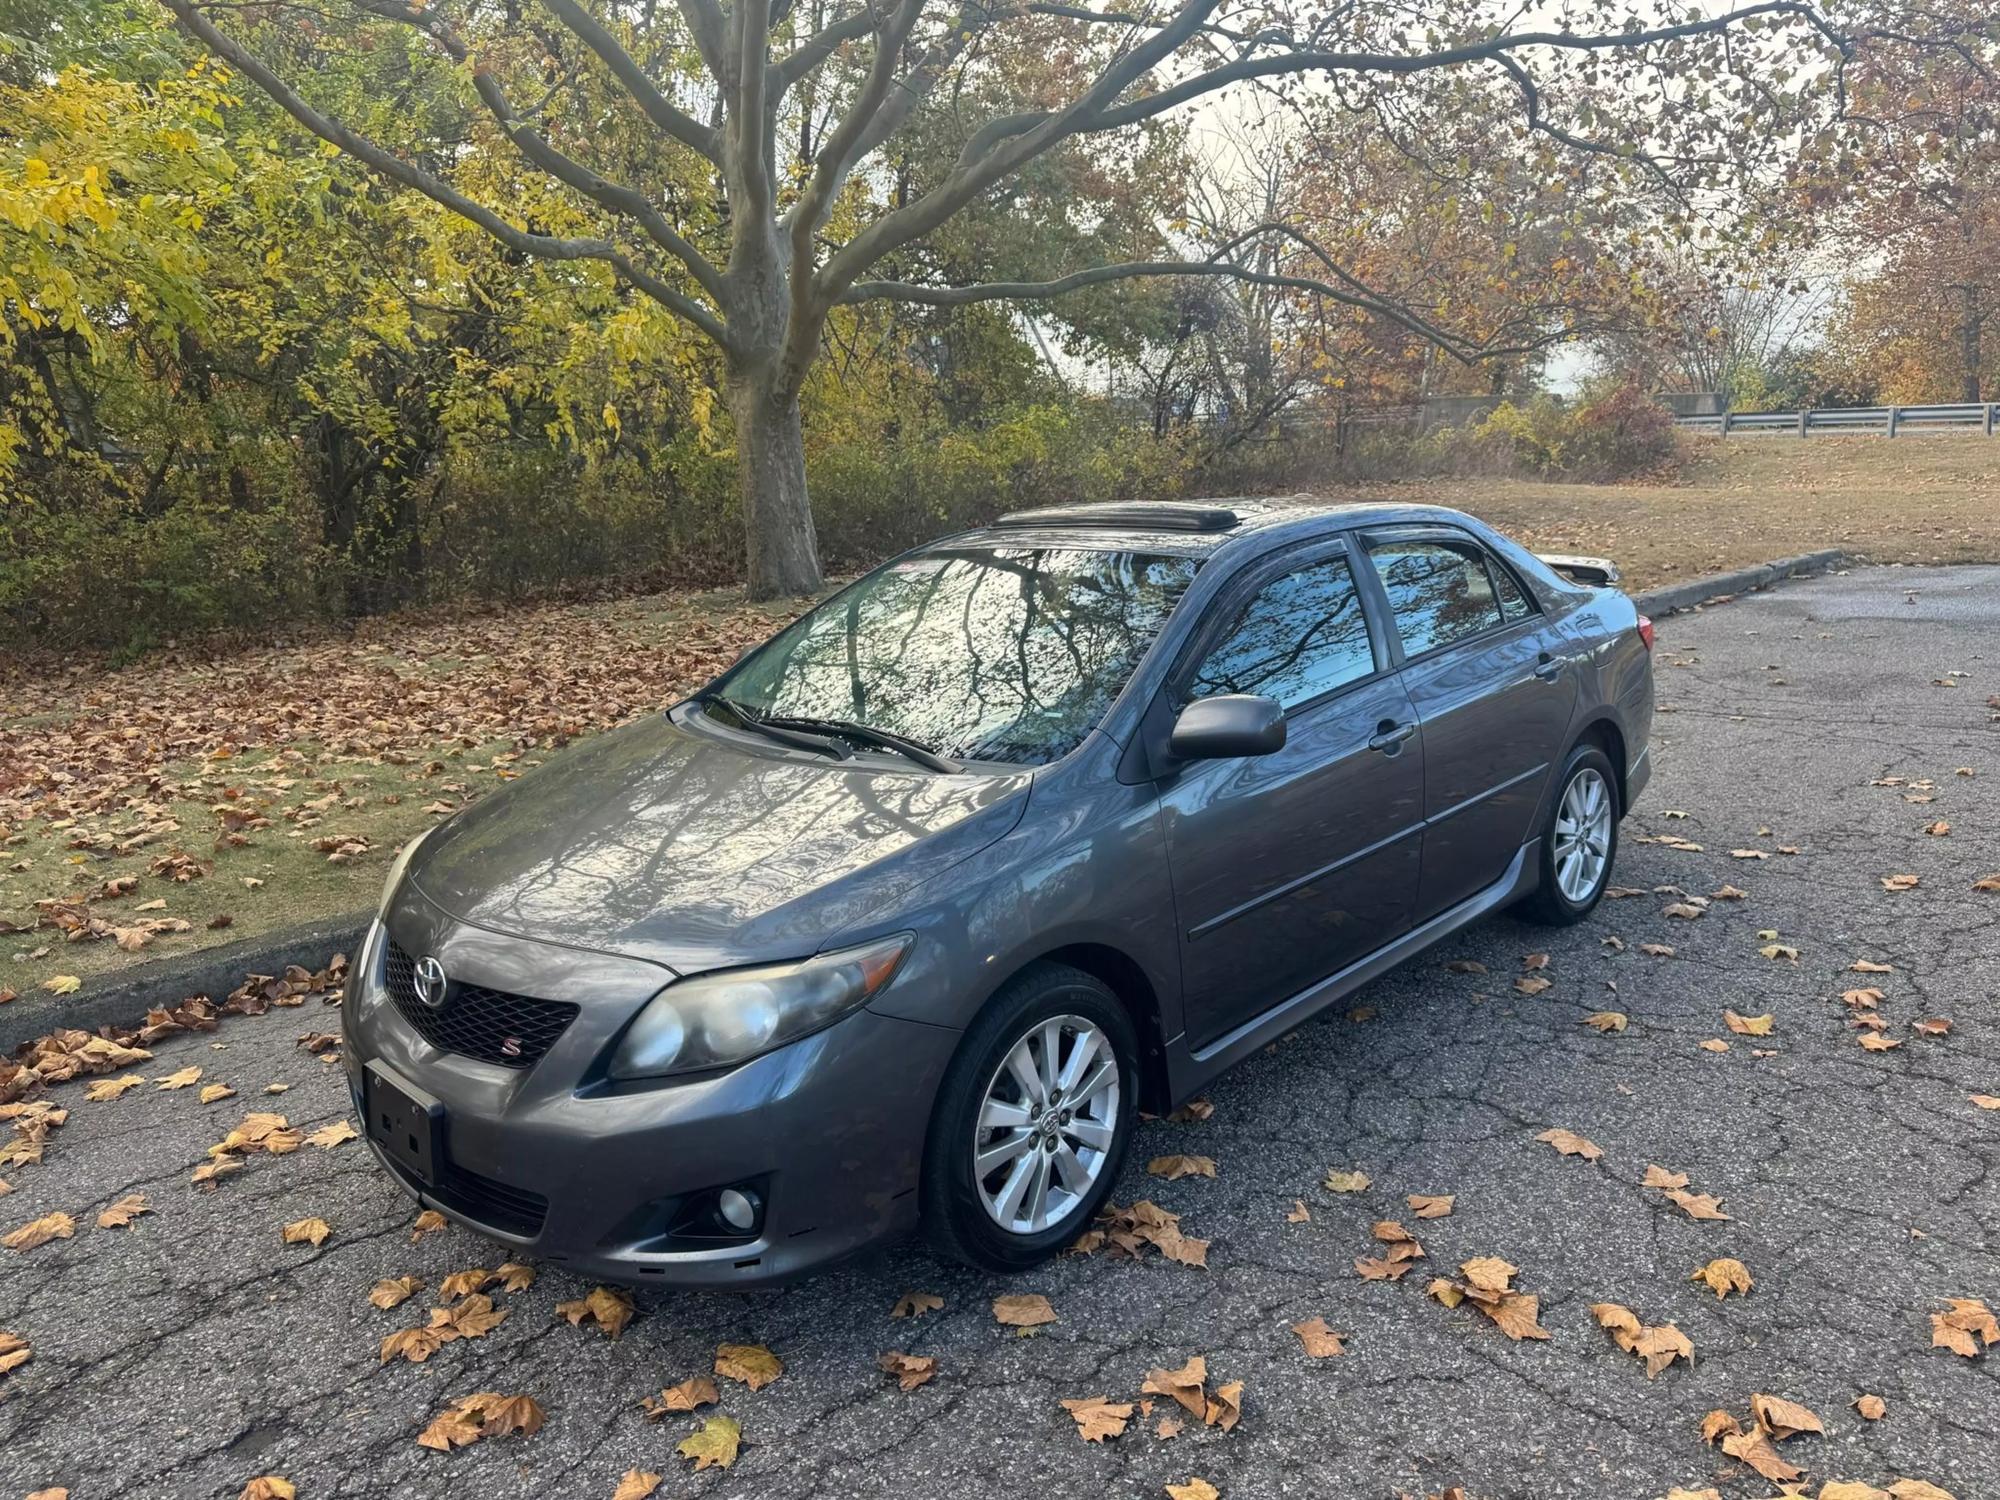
[1536,553,1621,587]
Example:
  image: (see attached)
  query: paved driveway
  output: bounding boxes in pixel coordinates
[4,566,1998,1500]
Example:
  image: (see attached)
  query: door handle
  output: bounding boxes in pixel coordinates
[1368,720,1415,753]
[1533,653,1565,681]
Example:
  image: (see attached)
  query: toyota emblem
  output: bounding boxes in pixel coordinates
[413,954,450,1009]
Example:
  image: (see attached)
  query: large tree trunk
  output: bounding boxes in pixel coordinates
[729,373,824,599]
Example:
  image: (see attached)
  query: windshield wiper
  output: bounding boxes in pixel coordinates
[694,693,852,760]
[757,714,961,774]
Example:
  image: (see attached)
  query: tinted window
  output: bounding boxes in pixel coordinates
[1188,557,1374,709]
[1491,557,1533,621]
[1368,540,1508,655]
[724,546,1199,765]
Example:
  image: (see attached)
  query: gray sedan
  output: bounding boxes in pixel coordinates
[342,498,1654,1285]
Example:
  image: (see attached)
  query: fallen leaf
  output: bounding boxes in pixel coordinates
[1640,943,1675,957]
[1698,1039,1731,1053]
[1663,902,1705,920]
[1483,1291,1551,1341]
[1536,1127,1603,1161]
[369,1275,422,1309]
[1666,1189,1731,1221]
[1759,943,1800,961]
[878,1350,937,1391]
[1729,849,1770,860]
[1844,988,1884,1009]
[1141,1356,1210,1418]
[43,975,81,995]
[1690,1258,1752,1298]
[1591,1301,1695,1376]
[1724,1010,1774,1036]
[1700,1409,1741,1444]
[1971,1095,2000,1111]
[306,1120,358,1149]
[156,1065,202,1090]
[1859,1033,1903,1052]
[1164,1482,1219,1500]
[556,1286,635,1339]
[891,1290,943,1319]
[1851,958,1895,972]
[1205,1379,1242,1431]
[1924,820,1951,836]
[1322,1168,1371,1193]
[0,1330,30,1377]
[1911,1018,1952,1038]
[95,1193,149,1229]
[611,1472,662,1500]
[495,1261,535,1292]
[1407,1194,1454,1219]
[676,1415,741,1470]
[641,1375,720,1418]
[239,1479,296,1500]
[1711,884,1748,900]
[1522,952,1550,970]
[417,1391,544,1451]
[3,1212,75,1251]
[1148,1154,1216,1180]
[410,1209,446,1240]
[1582,1011,1628,1033]
[198,1083,236,1104]
[714,1341,782,1388]
[1721,1427,1802,1484]
[1886,1483,1958,1500]
[1880,873,1920,891]
[1166,1098,1214,1122]
[1285,1199,1311,1223]
[1643,1165,1689,1189]
[1854,1393,1887,1420]
[1514,975,1552,996]
[1446,959,1488,974]
[992,1293,1056,1327]
[282,1217,331,1247]
[1751,1391,1825,1439]
[84,1075,146,1101]
[1292,1317,1347,1357]
[1929,1297,1998,1357]
[1061,1394,1135,1442]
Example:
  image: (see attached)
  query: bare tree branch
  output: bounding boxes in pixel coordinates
[161,0,732,347]
[535,0,720,160]
[773,3,889,95]
[356,0,727,304]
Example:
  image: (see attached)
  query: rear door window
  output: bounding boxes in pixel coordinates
[1366,539,1510,657]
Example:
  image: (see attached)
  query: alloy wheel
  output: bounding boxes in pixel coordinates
[971,1013,1120,1236]
[1553,766,1613,903]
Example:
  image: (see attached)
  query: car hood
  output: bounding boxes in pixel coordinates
[408,710,1032,972]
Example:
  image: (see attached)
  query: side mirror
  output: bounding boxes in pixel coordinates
[1168,693,1286,762]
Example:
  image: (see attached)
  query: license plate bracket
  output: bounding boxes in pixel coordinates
[365,1063,444,1188]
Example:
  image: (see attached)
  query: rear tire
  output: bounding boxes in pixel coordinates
[921,962,1139,1273]
[1519,743,1620,926]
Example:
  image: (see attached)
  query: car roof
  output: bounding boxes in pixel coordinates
[944,495,1486,559]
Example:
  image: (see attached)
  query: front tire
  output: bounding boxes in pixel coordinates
[922,962,1139,1273]
[1520,743,1620,925]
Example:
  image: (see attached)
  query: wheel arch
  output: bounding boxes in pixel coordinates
[1570,715,1629,813]
[1013,942,1174,1117]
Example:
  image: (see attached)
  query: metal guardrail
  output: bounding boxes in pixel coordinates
[1677,403,2000,437]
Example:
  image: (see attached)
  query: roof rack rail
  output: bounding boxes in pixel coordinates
[990,502,1240,533]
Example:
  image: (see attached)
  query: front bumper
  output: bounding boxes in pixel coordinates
[342,899,960,1287]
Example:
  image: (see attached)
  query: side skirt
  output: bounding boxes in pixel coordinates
[1162,840,1543,1102]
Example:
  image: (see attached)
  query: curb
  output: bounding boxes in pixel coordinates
[2,908,371,1054]
[1632,548,1849,618]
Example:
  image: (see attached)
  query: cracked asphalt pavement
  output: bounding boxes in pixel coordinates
[4,564,1998,1500]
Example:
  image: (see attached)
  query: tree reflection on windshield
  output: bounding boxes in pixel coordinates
[725,546,1201,765]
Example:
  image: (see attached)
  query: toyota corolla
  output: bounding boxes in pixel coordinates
[343,498,1654,1286]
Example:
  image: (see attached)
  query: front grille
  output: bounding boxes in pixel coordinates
[385,1153,549,1238]
[383,939,579,1070]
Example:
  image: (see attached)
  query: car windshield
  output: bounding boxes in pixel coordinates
[720,545,1201,765]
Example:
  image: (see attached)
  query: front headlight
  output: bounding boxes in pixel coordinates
[377,825,436,919]
[608,934,913,1080]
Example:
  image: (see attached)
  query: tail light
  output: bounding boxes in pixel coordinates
[1637,615,1655,652]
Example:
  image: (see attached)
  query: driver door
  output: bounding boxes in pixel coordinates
[1157,542,1425,1052]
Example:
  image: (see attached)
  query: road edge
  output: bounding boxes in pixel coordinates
[1632,548,1850,618]
[2,909,370,1053]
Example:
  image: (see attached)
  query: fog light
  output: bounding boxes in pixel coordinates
[717,1187,759,1232]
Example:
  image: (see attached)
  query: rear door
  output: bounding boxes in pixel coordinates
[1157,540,1425,1051]
[1359,527,1577,918]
